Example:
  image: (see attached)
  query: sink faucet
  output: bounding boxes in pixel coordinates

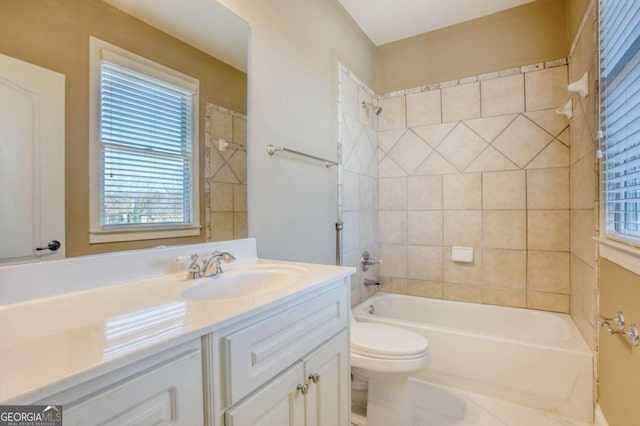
[186,251,236,279]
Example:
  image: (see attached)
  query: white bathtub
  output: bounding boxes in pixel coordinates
[353,293,593,422]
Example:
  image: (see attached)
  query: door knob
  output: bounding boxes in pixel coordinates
[309,373,320,384]
[35,240,61,252]
[297,384,309,395]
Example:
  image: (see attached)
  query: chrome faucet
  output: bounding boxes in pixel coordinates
[186,251,236,279]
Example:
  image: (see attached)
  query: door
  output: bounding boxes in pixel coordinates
[304,331,350,426]
[225,362,306,426]
[0,53,65,264]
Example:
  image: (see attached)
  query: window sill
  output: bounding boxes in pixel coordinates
[594,236,640,275]
[89,225,201,244]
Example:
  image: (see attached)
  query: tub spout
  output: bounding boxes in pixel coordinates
[364,279,381,287]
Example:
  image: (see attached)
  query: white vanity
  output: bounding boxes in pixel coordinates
[0,238,353,425]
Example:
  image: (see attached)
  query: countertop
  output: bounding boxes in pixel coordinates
[0,258,354,404]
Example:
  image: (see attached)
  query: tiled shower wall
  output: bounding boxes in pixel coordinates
[376,63,573,313]
[338,66,380,306]
[568,2,599,351]
[205,104,248,242]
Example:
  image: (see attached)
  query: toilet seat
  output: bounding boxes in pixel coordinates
[351,322,429,360]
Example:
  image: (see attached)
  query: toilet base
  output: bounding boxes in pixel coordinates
[365,375,411,426]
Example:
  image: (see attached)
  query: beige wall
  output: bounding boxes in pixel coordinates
[568,0,592,44]
[0,0,247,257]
[375,64,572,311]
[221,0,376,264]
[374,0,569,94]
[599,259,640,426]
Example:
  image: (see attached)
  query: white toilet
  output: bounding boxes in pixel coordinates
[350,313,430,426]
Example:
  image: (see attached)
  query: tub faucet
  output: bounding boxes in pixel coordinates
[186,251,235,279]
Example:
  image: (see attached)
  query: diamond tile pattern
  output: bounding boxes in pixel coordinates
[367,65,572,314]
[436,123,487,171]
[387,129,433,174]
[492,115,554,168]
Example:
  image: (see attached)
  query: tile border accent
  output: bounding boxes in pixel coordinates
[379,58,568,99]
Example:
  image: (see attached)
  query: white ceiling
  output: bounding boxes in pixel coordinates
[338,0,536,46]
[104,0,249,72]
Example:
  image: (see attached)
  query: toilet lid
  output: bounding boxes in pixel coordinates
[351,322,429,359]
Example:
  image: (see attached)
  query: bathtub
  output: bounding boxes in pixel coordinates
[353,293,593,422]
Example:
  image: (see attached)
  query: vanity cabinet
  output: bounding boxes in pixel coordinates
[40,340,204,426]
[203,280,350,426]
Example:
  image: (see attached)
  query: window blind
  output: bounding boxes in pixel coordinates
[601,0,640,243]
[100,61,194,227]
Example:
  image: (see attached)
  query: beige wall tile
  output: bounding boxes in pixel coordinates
[408,280,443,298]
[379,211,407,244]
[527,251,570,294]
[524,109,568,137]
[388,130,433,175]
[526,141,570,169]
[436,124,488,171]
[342,171,360,211]
[341,73,359,117]
[444,210,482,247]
[408,211,443,245]
[211,109,233,141]
[211,182,234,212]
[570,152,596,210]
[483,210,526,249]
[482,170,526,209]
[482,287,526,308]
[234,212,248,238]
[412,123,456,148]
[379,244,408,278]
[482,249,526,289]
[464,114,516,143]
[233,184,247,212]
[378,95,406,131]
[527,291,570,313]
[442,83,481,122]
[527,168,569,209]
[481,74,525,117]
[379,177,407,210]
[492,115,554,168]
[444,247,482,285]
[408,245,443,281]
[378,129,406,153]
[380,277,408,294]
[408,175,442,210]
[528,210,570,251]
[407,90,441,127]
[360,176,378,212]
[443,173,482,210]
[342,211,360,253]
[233,116,247,145]
[444,282,482,303]
[211,212,234,241]
[571,209,596,266]
[525,66,568,111]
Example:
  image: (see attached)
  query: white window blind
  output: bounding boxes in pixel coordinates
[100,61,194,227]
[600,0,640,243]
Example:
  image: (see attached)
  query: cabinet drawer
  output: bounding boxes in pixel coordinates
[222,285,348,405]
[64,350,203,426]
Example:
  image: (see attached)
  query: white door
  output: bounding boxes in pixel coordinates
[304,331,350,426]
[0,53,65,264]
[225,362,306,426]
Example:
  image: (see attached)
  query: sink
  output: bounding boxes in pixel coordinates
[180,266,308,300]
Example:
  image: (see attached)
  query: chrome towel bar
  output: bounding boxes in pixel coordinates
[267,144,338,168]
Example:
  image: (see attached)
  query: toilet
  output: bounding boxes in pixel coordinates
[350,313,430,426]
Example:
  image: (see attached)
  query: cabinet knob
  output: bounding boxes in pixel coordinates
[309,373,320,384]
[297,384,309,395]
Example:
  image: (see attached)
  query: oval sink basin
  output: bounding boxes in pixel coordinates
[181,267,307,300]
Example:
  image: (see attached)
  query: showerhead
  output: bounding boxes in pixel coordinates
[362,101,382,116]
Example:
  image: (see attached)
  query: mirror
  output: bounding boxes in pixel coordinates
[0,0,249,262]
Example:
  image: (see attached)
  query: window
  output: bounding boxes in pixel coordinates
[600,1,640,244]
[89,37,200,243]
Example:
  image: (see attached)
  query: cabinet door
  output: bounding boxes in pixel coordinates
[64,350,203,426]
[225,362,305,426]
[304,330,349,426]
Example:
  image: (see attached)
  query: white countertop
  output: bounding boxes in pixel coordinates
[0,257,354,404]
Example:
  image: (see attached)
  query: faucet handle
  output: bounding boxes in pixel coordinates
[186,254,202,280]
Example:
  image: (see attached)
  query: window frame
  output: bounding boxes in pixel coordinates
[89,36,200,244]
